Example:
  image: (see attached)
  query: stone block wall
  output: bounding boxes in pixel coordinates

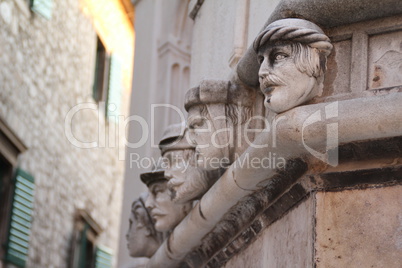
[225,185,402,268]
[0,0,129,267]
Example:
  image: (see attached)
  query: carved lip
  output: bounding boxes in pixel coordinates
[150,209,166,219]
[265,95,272,103]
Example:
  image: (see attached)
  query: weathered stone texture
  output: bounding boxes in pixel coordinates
[315,186,402,268]
[224,196,314,268]
[368,30,402,90]
[0,0,124,267]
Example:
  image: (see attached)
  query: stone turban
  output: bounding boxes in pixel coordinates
[159,122,195,155]
[253,18,333,56]
[140,161,165,187]
[184,79,255,111]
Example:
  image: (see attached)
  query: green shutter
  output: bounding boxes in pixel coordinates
[31,0,54,20]
[95,246,113,268]
[78,223,89,268]
[5,169,35,268]
[106,55,123,121]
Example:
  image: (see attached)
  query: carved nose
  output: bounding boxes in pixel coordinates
[258,64,270,81]
[259,71,269,83]
[165,170,172,179]
[145,196,154,209]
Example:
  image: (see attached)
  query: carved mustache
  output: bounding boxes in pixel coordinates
[260,74,286,91]
[168,178,184,188]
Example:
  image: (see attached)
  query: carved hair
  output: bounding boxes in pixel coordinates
[184,80,255,112]
[253,19,333,56]
[199,103,253,126]
[181,148,195,163]
[131,195,163,243]
[291,43,326,78]
[253,19,332,79]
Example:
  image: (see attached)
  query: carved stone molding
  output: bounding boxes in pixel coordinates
[192,137,402,267]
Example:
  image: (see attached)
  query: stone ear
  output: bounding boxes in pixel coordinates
[144,227,152,236]
[136,221,145,228]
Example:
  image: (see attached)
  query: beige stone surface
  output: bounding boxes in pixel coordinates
[0,0,129,267]
[323,39,352,97]
[225,196,314,268]
[368,30,402,90]
[119,0,194,265]
[316,186,402,268]
[190,0,281,87]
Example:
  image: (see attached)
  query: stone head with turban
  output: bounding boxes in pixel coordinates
[253,18,333,113]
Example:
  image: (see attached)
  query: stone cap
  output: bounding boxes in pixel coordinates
[184,79,255,111]
[159,123,195,155]
[253,18,333,55]
[140,161,166,187]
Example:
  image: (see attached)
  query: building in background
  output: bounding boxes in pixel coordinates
[118,0,281,266]
[0,0,134,267]
[120,0,402,267]
[117,0,193,266]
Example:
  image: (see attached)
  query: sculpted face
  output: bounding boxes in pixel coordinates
[126,201,159,257]
[164,150,212,203]
[257,43,320,113]
[145,180,191,232]
[187,105,228,170]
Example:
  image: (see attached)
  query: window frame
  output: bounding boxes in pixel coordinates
[0,118,27,266]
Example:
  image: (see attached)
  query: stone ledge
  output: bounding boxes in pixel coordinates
[204,166,402,267]
[180,136,402,267]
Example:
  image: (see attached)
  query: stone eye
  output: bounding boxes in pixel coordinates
[189,117,204,129]
[257,55,264,64]
[274,53,287,61]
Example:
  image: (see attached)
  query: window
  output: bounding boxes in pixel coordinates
[92,37,124,121]
[93,37,110,104]
[106,55,123,121]
[0,118,28,267]
[31,0,54,20]
[70,210,113,268]
[4,169,35,268]
[0,156,13,263]
[94,246,113,268]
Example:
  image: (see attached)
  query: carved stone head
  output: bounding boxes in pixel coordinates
[141,165,192,232]
[185,80,256,170]
[126,193,163,258]
[253,18,333,113]
[159,123,222,204]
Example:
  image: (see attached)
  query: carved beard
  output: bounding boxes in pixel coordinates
[173,168,222,203]
[174,168,211,203]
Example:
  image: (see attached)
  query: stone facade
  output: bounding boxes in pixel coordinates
[121,0,402,267]
[117,0,193,266]
[0,0,133,267]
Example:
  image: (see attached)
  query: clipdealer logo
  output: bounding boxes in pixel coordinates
[302,101,339,167]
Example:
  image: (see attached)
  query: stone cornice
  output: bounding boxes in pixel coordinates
[148,92,402,267]
[157,38,191,61]
[189,137,402,267]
